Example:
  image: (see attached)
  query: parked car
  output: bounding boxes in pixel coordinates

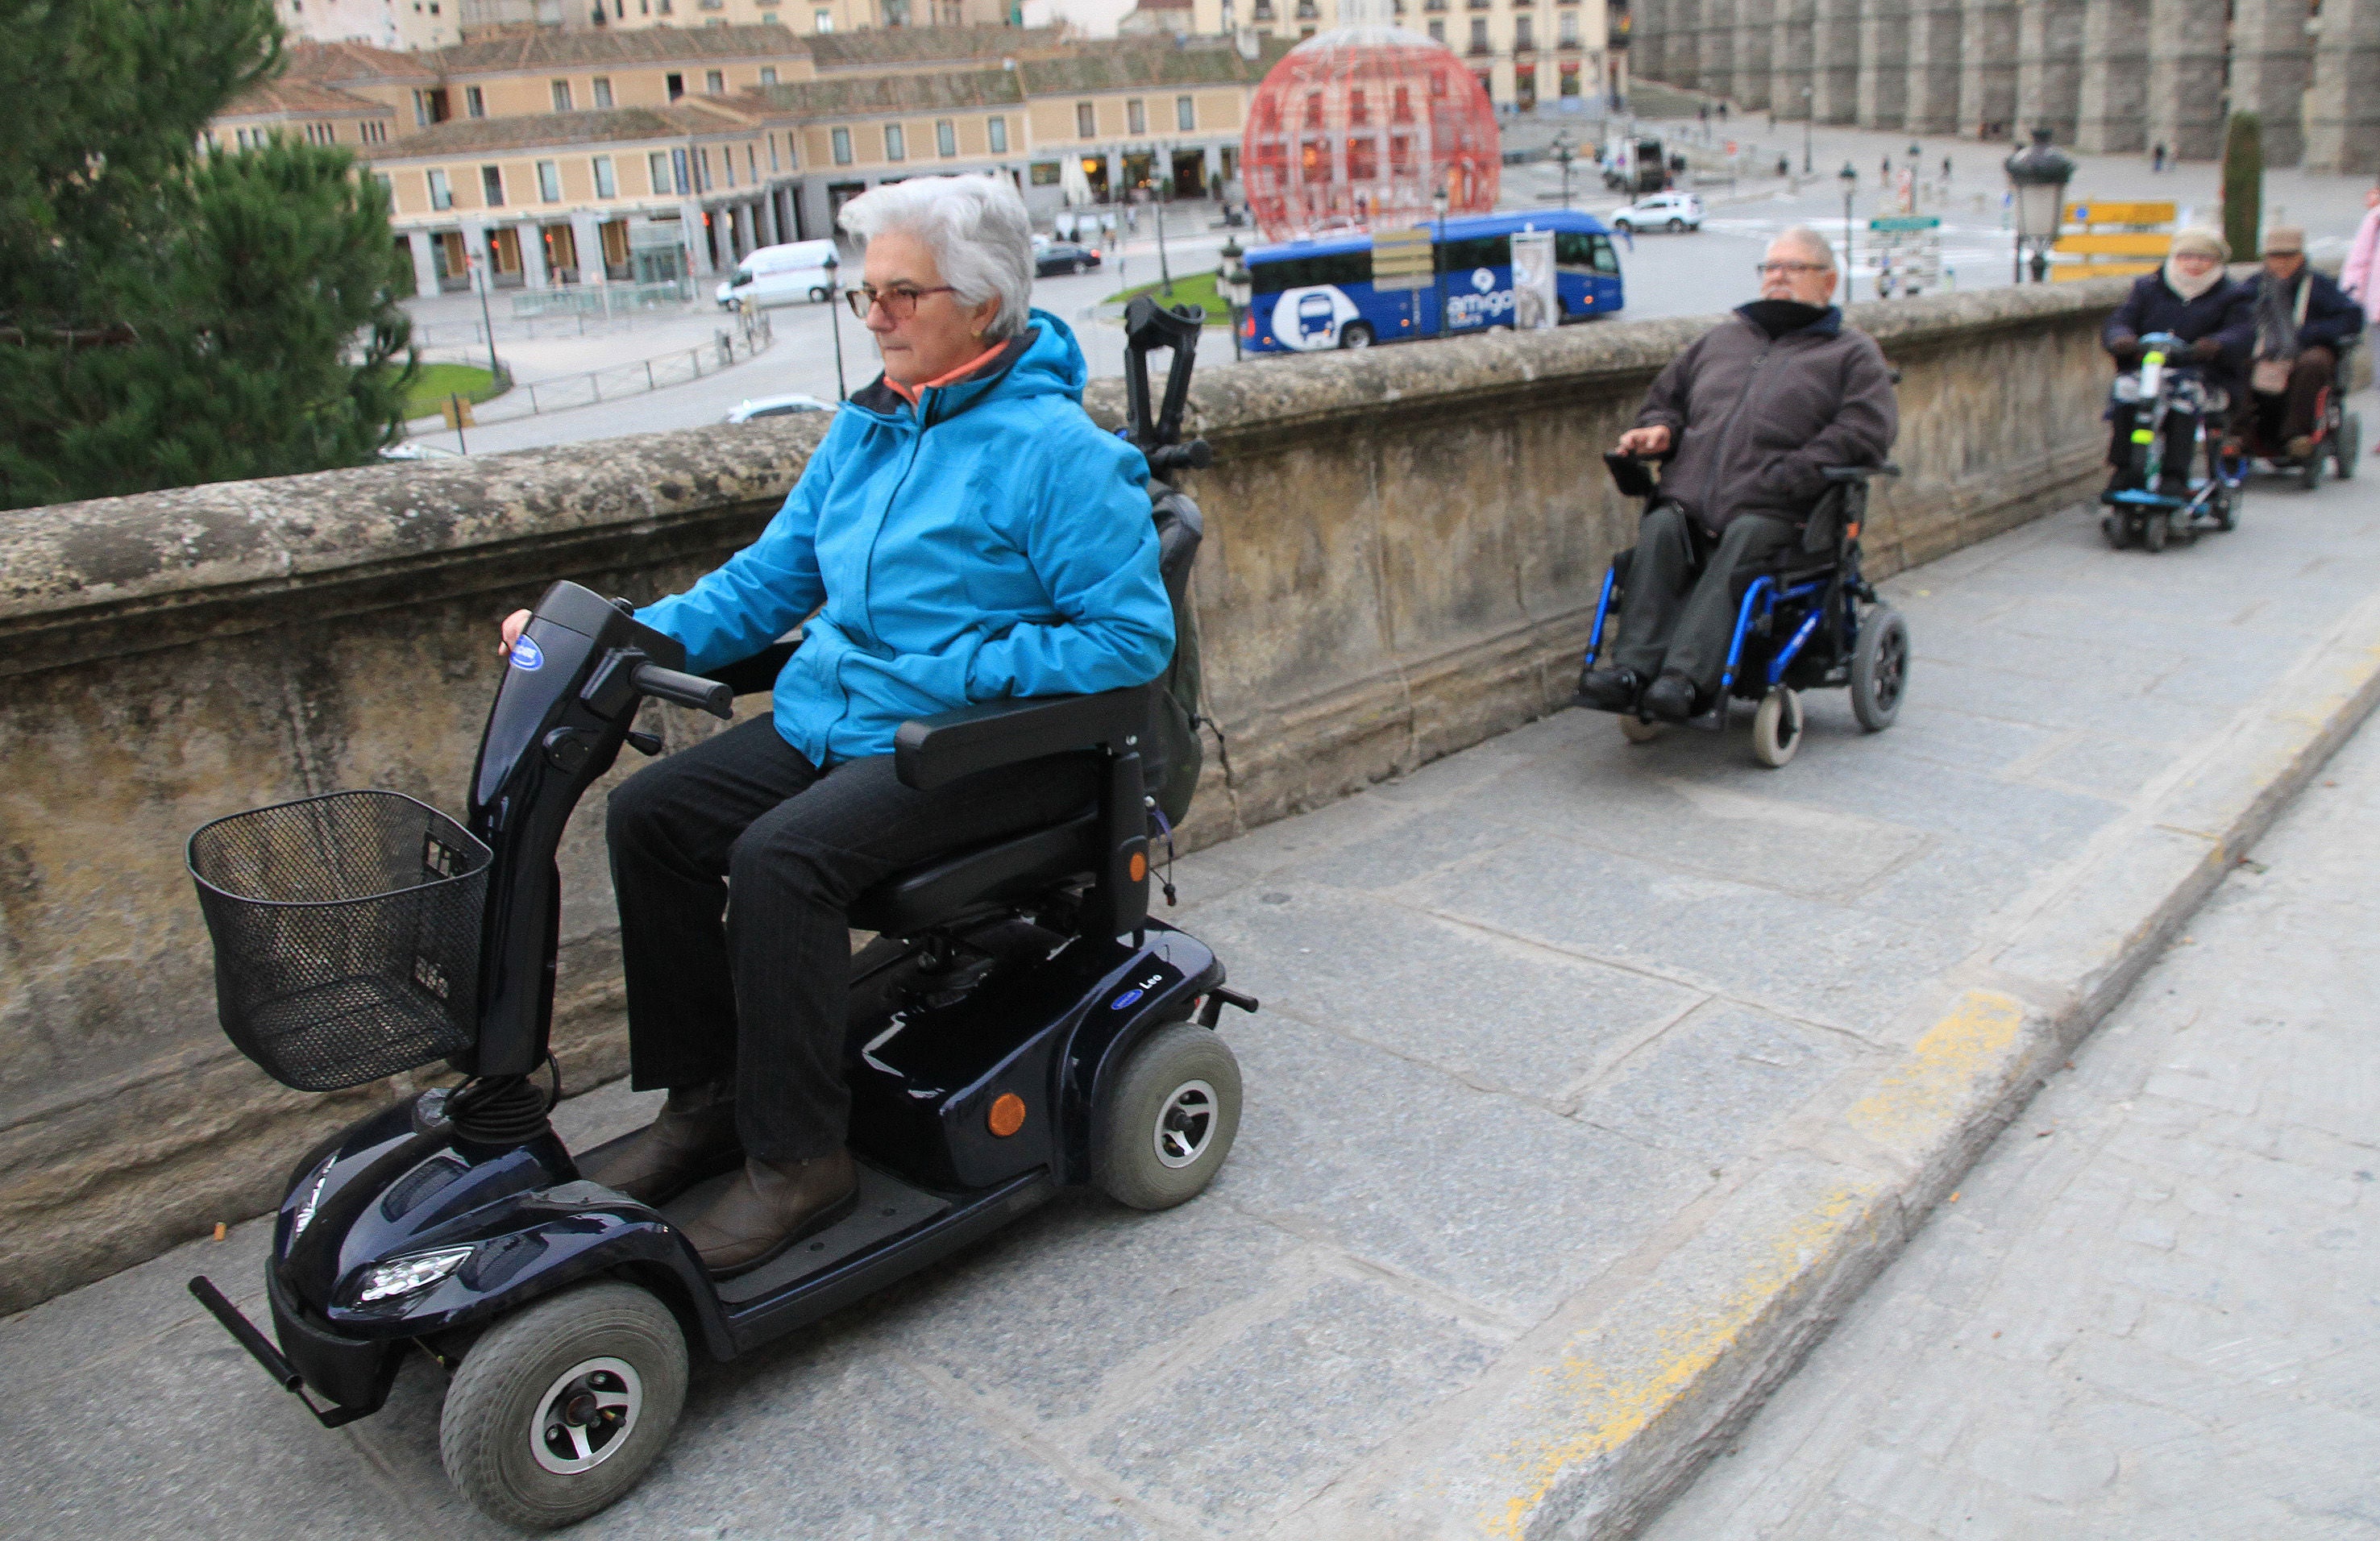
[379,441,463,460]
[724,393,837,424]
[1035,242,1103,276]
[1610,192,1705,234]
[715,239,841,310]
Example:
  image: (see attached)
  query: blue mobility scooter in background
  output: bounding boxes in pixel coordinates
[1576,451,1909,767]
[185,297,1256,1530]
[2100,330,2242,551]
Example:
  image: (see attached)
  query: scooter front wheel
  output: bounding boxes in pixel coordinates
[1094,1022,1242,1210]
[440,1281,688,1530]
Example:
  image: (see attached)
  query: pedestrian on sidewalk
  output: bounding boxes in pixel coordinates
[2343,185,2380,327]
[1578,227,1897,725]
[2154,142,2168,172]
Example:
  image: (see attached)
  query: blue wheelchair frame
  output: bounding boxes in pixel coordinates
[1580,462,1903,733]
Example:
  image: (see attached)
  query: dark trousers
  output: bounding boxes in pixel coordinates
[1610,502,1799,700]
[2250,346,2337,447]
[605,715,1098,1161]
[2106,399,2204,487]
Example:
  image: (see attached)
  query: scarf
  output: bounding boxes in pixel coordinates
[1737,299,1830,338]
[2163,258,2223,301]
[2253,269,2307,363]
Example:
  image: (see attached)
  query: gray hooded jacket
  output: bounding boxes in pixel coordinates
[1631,302,1899,534]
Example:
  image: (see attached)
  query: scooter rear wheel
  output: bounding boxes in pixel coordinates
[440,1281,688,1531]
[1094,1022,1242,1211]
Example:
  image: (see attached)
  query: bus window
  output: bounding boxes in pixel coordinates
[1556,231,1622,274]
[1252,250,1371,294]
[1438,234,1510,272]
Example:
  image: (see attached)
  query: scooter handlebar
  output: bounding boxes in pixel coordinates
[631,662,733,719]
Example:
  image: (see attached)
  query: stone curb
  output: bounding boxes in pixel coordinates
[1298,544,2380,1539]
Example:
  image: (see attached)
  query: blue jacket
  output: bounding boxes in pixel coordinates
[637,309,1174,766]
[2104,269,2257,392]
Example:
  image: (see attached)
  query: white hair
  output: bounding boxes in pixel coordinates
[836,174,1035,340]
[1772,226,1838,270]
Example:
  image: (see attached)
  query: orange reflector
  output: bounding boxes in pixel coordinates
[1846,522,1860,540]
[1128,851,1148,883]
[988,1093,1027,1137]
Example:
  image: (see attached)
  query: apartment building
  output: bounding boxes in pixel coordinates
[322,30,1292,297]
[273,0,459,52]
[1182,0,1620,111]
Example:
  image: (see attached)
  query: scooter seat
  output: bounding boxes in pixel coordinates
[848,811,1100,937]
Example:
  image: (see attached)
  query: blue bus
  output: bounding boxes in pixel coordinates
[1241,210,1625,355]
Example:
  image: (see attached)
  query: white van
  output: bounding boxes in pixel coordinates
[714,239,839,310]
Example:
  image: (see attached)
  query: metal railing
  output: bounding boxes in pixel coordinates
[509,278,695,320]
[463,308,774,425]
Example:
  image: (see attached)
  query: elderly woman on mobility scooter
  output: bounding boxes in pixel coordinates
[496,174,1174,1277]
[2101,228,2254,501]
[1576,226,1898,725]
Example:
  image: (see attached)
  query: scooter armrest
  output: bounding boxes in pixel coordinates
[894,687,1150,791]
[1821,462,1901,484]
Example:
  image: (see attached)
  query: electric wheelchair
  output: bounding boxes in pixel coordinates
[182,297,1255,1531]
[1576,451,1909,767]
[2100,330,2241,550]
[2226,335,2362,492]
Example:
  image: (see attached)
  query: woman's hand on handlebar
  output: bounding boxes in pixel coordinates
[1616,425,1672,458]
[498,609,531,658]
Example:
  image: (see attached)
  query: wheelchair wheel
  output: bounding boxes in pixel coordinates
[2338,413,2361,480]
[2100,512,2128,550]
[1618,715,1664,744]
[2208,476,2237,531]
[1750,687,1803,768]
[2300,448,2324,491]
[1850,607,1909,731]
[2142,511,2168,552]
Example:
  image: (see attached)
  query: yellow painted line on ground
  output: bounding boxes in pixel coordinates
[1846,989,2028,1146]
[1486,1187,1878,1539]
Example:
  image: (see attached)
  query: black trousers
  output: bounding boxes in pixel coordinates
[2106,399,2206,486]
[2249,346,2337,447]
[605,715,1098,1162]
[1610,502,1799,700]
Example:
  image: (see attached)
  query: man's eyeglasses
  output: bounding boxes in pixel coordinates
[1755,261,1833,276]
[845,284,958,320]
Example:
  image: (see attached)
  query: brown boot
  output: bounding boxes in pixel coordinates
[577,1083,742,1206]
[679,1149,860,1277]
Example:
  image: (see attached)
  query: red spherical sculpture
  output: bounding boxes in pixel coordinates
[1240,26,1501,244]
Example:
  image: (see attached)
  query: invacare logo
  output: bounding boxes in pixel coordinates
[509,636,544,671]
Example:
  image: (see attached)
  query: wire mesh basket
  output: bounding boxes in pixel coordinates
[187,790,492,1092]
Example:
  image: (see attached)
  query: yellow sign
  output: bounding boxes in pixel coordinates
[1370,226,1435,293]
[2066,200,2177,226]
[441,394,476,430]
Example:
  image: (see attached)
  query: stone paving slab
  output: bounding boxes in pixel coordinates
[6,441,2380,1540]
[1639,653,2380,1541]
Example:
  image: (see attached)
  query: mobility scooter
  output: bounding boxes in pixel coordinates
[1574,451,1909,767]
[2226,336,2361,491]
[2100,330,2242,550]
[186,297,1254,1530]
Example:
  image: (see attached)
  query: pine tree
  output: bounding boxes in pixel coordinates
[0,0,416,508]
[2221,113,2263,264]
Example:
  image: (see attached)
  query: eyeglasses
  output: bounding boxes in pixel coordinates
[1755,261,1833,276]
[845,283,958,321]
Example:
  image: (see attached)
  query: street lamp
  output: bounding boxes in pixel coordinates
[1838,162,1859,302]
[2004,127,2075,284]
[1801,86,1813,175]
[1218,235,1252,361]
[1551,129,1576,210]
[821,248,848,401]
[1433,185,1452,338]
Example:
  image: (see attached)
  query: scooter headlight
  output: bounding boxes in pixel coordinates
[355,1246,476,1304]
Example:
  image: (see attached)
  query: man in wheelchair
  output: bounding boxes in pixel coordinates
[2243,225,2363,463]
[1577,228,1899,723]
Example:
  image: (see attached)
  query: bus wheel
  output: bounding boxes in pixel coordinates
[1338,322,1373,349]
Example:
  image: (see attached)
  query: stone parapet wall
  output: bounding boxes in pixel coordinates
[0,278,2125,1313]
